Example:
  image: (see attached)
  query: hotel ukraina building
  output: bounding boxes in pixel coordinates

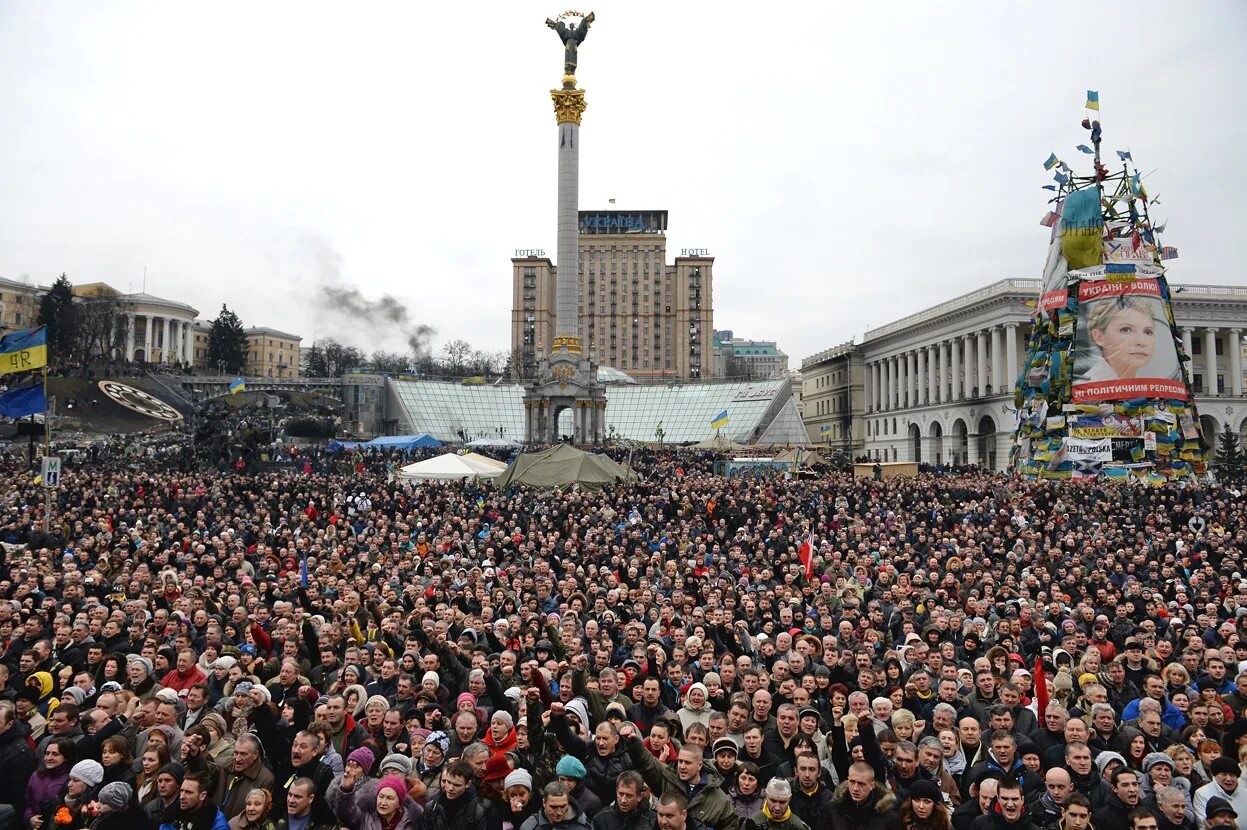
[801,278,1247,471]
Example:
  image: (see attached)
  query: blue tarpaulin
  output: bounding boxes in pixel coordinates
[363,434,442,450]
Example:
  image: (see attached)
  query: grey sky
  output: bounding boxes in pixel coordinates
[2,2,1244,363]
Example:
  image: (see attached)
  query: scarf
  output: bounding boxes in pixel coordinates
[762,803,792,823]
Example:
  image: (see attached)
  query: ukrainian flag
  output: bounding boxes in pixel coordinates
[229,378,246,395]
[710,410,729,429]
[0,326,48,375]
[1085,90,1099,111]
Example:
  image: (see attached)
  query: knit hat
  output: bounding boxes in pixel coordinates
[1095,751,1127,776]
[377,775,407,801]
[456,692,476,709]
[1078,672,1098,688]
[1211,756,1241,777]
[492,710,514,728]
[126,654,153,676]
[62,687,87,705]
[713,738,738,757]
[504,769,533,792]
[1143,752,1175,772]
[909,779,942,803]
[422,671,440,686]
[1207,797,1238,821]
[555,755,587,780]
[99,782,133,810]
[412,728,431,742]
[484,753,511,782]
[347,747,376,774]
[380,754,414,777]
[426,730,450,754]
[154,688,180,705]
[564,698,590,728]
[69,759,104,787]
[159,762,185,783]
[234,681,255,696]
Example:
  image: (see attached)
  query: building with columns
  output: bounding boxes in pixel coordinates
[801,278,1247,469]
[74,284,199,366]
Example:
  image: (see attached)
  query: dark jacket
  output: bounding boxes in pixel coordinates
[826,782,901,830]
[550,712,630,809]
[0,718,38,817]
[423,790,491,830]
[591,803,656,830]
[742,810,809,830]
[91,804,158,830]
[790,782,835,830]
[1092,793,1138,830]
[520,809,594,830]
[970,813,1036,830]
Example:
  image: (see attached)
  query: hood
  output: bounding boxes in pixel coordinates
[564,698,591,735]
[831,781,897,814]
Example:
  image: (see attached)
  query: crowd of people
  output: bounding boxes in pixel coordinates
[2,445,1247,830]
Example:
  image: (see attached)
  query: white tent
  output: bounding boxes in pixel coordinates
[394,452,508,481]
[465,437,522,449]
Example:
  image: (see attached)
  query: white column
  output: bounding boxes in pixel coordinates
[939,342,950,403]
[889,357,898,410]
[917,349,927,407]
[868,363,877,412]
[161,317,171,364]
[990,327,1004,395]
[881,360,889,411]
[962,336,975,399]
[927,346,937,405]
[1204,328,1219,396]
[909,351,918,407]
[1005,323,1019,392]
[1229,328,1243,397]
[947,338,957,398]
[185,322,195,367]
[902,352,911,408]
[125,313,136,362]
[976,331,989,396]
[143,316,154,363]
[1181,328,1194,376]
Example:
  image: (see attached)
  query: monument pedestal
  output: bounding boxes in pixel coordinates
[523,340,605,444]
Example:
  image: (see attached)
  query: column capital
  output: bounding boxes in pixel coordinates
[1230,328,1242,335]
[1003,321,1019,330]
[1205,327,1220,333]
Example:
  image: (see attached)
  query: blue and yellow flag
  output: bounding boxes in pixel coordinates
[1085,90,1100,111]
[819,425,832,434]
[710,410,729,429]
[228,377,246,394]
[0,326,48,375]
[1043,153,1060,171]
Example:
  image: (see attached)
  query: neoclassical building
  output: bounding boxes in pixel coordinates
[802,278,1247,470]
[74,283,199,365]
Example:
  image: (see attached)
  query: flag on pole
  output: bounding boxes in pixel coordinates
[1039,211,1059,227]
[1043,153,1060,170]
[1076,144,1093,154]
[0,383,46,418]
[1116,150,1132,161]
[1085,90,1100,110]
[1160,247,1179,260]
[710,410,729,429]
[798,529,815,580]
[1034,655,1049,721]
[228,378,246,395]
[0,326,48,375]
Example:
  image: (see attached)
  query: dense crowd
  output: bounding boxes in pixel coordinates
[2,447,1247,830]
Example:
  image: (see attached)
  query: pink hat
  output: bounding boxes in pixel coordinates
[377,774,406,800]
[456,692,476,708]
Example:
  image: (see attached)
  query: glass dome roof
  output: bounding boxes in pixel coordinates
[596,366,638,384]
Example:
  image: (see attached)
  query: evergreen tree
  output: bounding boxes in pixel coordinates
[1214,423,1245,484]
[206,304,248,374]
[37,273,77,365]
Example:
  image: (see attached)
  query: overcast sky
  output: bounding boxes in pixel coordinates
[3,2,1245,364]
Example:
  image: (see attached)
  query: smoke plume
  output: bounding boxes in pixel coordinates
[303,235,435,357]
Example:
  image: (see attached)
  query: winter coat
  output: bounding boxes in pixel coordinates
[827,782,902,830]
[520,809,594,830]
[25,764,72,823]
[91,804,158,830]
[624,735,740,830]
[743,809,809,830]
[422,790,491,830]
[790,782,835,830]
[158,803,231,830]
[730,791,763,825]
[328,783,423,830]
[0,718,38,817]
[591,802,657,830]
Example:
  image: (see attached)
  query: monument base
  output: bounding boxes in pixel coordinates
[523,347,606,445]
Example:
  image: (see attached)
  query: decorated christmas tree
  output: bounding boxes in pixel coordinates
[1011,92,1206,482]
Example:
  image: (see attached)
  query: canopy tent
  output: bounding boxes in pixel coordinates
[465,437,522,449]
[693,435,750,452]
[772,448,830,467]
[394,452,507,481]
[362,434,442,450]
[494,443,634,490]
